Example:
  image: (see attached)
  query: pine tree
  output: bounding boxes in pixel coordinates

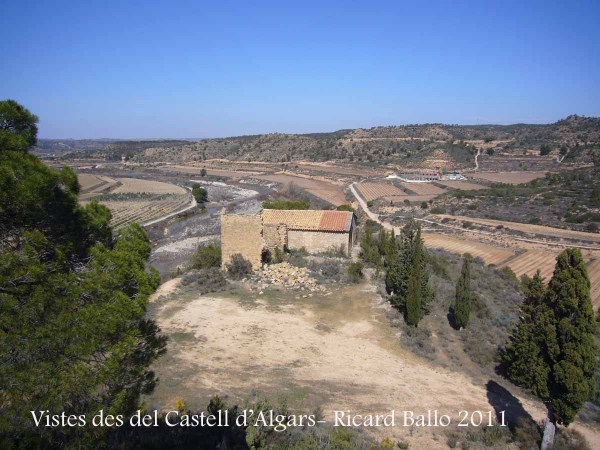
[0,101,166,446]
[452,255,473,329]
[501,250,598,449]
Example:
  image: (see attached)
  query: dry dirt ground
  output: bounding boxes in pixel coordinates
[467,171,547,184]
[435,215,600,246]
[255,173,346,206]
[145,279,600,448]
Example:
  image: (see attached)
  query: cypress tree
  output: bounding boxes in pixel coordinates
[542,249,597,447]
[501,272,552,399]
[501,250,598,449]
[452,255,473,329]
[405,271,423,326]
[385,218,433,326]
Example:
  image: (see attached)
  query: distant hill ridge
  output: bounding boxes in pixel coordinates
[40,115,600,167]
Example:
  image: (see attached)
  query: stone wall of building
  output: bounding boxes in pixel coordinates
[287,230,351,255]
[220,212,264,270]
[263,223,288,250]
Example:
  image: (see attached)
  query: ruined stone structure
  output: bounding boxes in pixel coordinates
[221,209,356,270]
[220,212,264,270]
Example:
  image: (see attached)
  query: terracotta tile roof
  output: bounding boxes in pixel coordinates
[262,209,353,232]
[319,211,353,232]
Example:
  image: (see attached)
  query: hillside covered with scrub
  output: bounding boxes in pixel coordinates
[48,115,600,168]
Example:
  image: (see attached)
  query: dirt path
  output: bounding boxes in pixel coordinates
[474,148,482,170]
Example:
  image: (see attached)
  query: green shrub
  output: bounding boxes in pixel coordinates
[420,201,428,209]
[191,183,208,204]
[347,262,364,283]
[191,242,221,269]
[181,268,227,294]
[262,199,309,210]
[499,266,519,286]
[226,253,253,279]
[430,207,446,214]
[336,204,354,212]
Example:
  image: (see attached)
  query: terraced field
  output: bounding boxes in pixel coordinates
[97,198,192,229]
[423,233,515,265]
[467,171,547,185]
[424,234,600,308]
[112,177,187,195]
[355,182,406,201]
[587,258,600,310]
[436,215,600,246]
[436,180,488,191]
[256,173,345,206]
[158,165,263,179]
[400,182,447,196]
[499,250,559,280]
[79,175,121,199]
[78,174,192,229]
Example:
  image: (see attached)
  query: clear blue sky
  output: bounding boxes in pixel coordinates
[1,0,599,139]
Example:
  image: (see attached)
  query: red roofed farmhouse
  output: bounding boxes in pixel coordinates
[221,209,356,269]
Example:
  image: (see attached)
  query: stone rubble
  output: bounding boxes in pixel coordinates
[250,262,325,292]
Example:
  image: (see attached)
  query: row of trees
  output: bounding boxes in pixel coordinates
[361,216,597,449]
[360,219,433,326]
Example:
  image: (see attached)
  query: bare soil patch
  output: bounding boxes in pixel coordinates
[144,281,598,448]
[468,171,547,184]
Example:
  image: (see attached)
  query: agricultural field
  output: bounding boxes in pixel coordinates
[467,171,547,185]
[111,177,187,195]
[158,164,264,179]
[77,174,192,229]
[436,180,488,191]
[588,258,600,310]
[422,232,515,266]
[295,162,380,177]
[91,198,192,229]
[400,182,447,196]
[498,250,560,280]
[355,182,406,202]
[78,174,120,199]
[256,173,345,206]
[434,215,600,246]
